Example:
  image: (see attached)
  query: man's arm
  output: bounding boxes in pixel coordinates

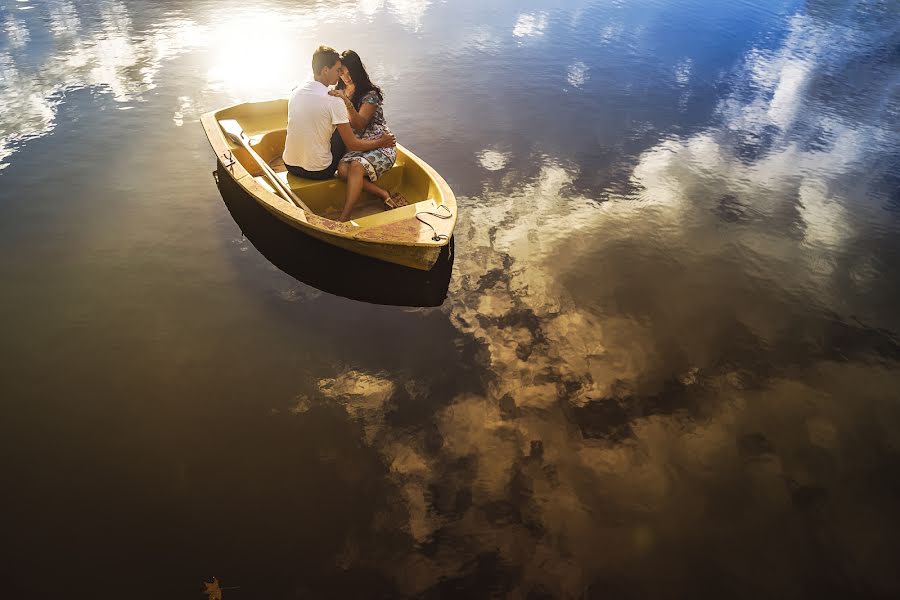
[335,123,396,152]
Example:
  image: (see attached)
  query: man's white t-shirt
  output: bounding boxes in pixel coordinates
[283,79,349,171]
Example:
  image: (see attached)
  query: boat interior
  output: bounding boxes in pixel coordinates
[215,101,444,226]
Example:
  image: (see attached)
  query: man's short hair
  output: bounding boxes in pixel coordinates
[312,45,340,75]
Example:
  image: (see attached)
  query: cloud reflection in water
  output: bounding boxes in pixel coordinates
[0,1,209,170]
[308,5,900,597]
[0,0,441,171]
[513,12,548,40]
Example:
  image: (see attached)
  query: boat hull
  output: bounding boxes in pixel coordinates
[215,160,453,306]
[239,173,442,271]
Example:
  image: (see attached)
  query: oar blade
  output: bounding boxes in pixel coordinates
[218,119,244,144]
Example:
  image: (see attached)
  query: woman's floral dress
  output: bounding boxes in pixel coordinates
[340,90,396,182]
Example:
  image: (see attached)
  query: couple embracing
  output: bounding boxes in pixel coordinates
[283,45,406,222]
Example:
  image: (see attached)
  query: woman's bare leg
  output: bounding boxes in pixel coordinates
[365,180,390,201]
[340,161,366,222]
[336,161,389,201]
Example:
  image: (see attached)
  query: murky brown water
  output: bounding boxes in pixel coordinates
[1,0,899,597]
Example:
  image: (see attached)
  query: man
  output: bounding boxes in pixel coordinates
[283,45,395,180]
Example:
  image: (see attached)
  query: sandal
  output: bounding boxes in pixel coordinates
[384,192,410,209]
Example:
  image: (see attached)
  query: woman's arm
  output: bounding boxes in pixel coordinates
[330,89,377,131]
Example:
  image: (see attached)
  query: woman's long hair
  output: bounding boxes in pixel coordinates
[337,49,383,109]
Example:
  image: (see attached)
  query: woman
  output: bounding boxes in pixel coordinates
[329,50,406,222]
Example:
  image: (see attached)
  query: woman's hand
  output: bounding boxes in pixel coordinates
[328,89,351,103]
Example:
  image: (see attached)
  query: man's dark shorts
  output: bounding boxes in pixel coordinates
[285,130,346,180]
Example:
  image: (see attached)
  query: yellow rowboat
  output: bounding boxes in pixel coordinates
[201,99,457,271]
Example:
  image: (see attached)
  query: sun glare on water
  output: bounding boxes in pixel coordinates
[204,11,318,102]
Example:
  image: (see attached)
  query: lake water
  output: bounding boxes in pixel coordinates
[2,0,899,597]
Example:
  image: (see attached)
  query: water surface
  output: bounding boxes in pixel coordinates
[2,0,900,597]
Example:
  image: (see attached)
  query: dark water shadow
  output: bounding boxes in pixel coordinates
[214,162,454,307]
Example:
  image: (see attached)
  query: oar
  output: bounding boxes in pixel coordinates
[218,119,312,213]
